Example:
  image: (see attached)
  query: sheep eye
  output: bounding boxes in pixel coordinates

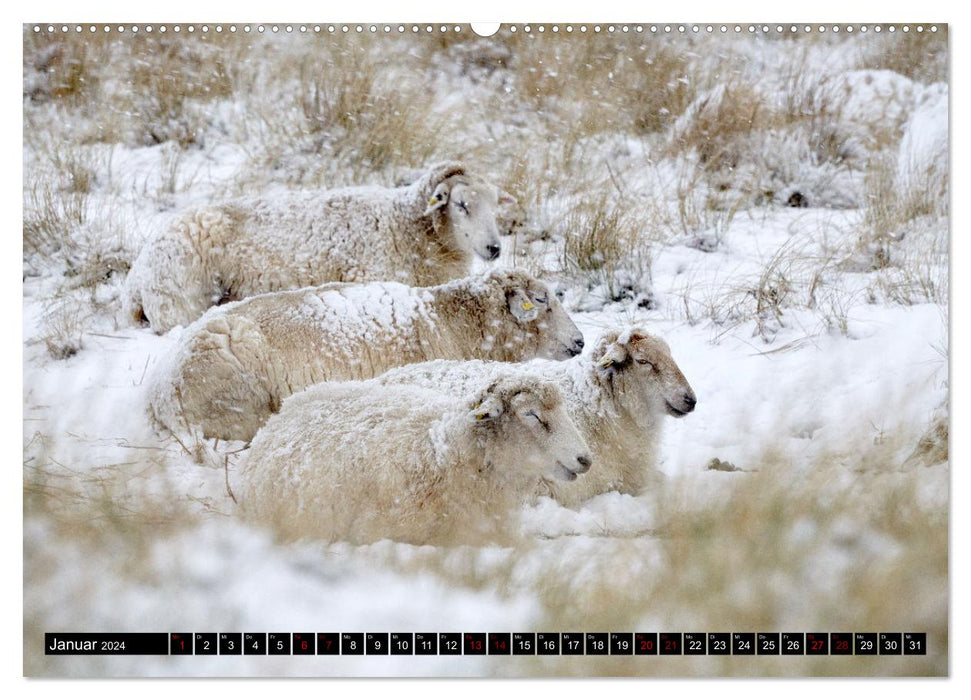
[455,200,470,214]
[526,410,550,431]
[636,359,653,367]
[534,295,548,305]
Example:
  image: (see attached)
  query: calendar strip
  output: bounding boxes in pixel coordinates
[44,632,927,655]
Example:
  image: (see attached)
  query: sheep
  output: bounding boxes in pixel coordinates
[376,325,696,508]
[125,161,508,333]
[236,376,594,545]
[148,268,585,444]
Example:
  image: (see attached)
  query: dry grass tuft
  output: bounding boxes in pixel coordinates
[300,48,445,175]
[23,184,86,268]
[860,27,948,85]
[669,83,776,170]
[24,30,240,148]
[849,153,947,306]
[24,180,132,289]
[24,440,199,544]
[39,296,88,360]
[676,232,854,341]
[242,41,448,187]
[121,38,234,148]
[499,32,698,139]
[558,194,654,307]
[23,32,112,105]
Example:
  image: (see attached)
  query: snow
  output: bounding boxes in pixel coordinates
[897,84,949,192]
[22,27,948,678]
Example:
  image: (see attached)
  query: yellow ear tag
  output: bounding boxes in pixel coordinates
[599,358,614,368]
[521,301,534,311]
[428,197,439,206]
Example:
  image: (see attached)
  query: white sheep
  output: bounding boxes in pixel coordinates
[149,269,584,444]
[236,376,594,545]
[377,325,696,507]
[125,161,507,333]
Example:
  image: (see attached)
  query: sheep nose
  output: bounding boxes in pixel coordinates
[576,454,592,473]
[683,394,697,411]
[487,244,501,260]
[573,336,584,350]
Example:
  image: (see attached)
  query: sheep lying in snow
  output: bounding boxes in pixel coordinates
[377,325,696,508]
[126,161,508,333]
[237,376,594,545]
[149,269,584,443]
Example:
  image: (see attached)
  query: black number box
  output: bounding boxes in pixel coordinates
[537,632,560,655]
[904,633,927,655]
[195,633,217,655]
[805,633,828,655]
[170,632,193,655]
[610,633,633,655]
[732,633,755,655]
[341,633,364,655]
[879,633,903,655]
[561,633,584,655]
[635,633,658,655]
[708,633,731,655]
[317,633,339,655]
[513,633,535,655]
[684,632,705,655]
[292,633,315,655]
[390,633,414,655]
[415,633,438,655]
[244,633,266,655]
[219,633,241,655]
[660,633,682,655]
[757,633,780,655]
[438,633,461,655]
[830,633,852,655]
[268,633,291,655]
[366,633,389,654]
[463,632,486,655]
[585,633,609,655]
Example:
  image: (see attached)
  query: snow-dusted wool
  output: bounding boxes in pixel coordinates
[237,376,593,545]
[149,269,584,443]
[125,161,506,333]
[377,325,696,507]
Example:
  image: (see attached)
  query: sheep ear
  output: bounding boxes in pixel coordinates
[598,342,628,369]
[508,290,539,322]
[497,188,518,207]
[424,182,450,216]
[471,396,503,421]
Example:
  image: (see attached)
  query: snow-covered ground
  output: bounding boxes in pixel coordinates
[23,26,948,677]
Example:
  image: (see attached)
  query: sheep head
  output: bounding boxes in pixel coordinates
[469,376,592,483]
[423,169,502,262]
[595,326,696,418]
[488,269,584,360]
